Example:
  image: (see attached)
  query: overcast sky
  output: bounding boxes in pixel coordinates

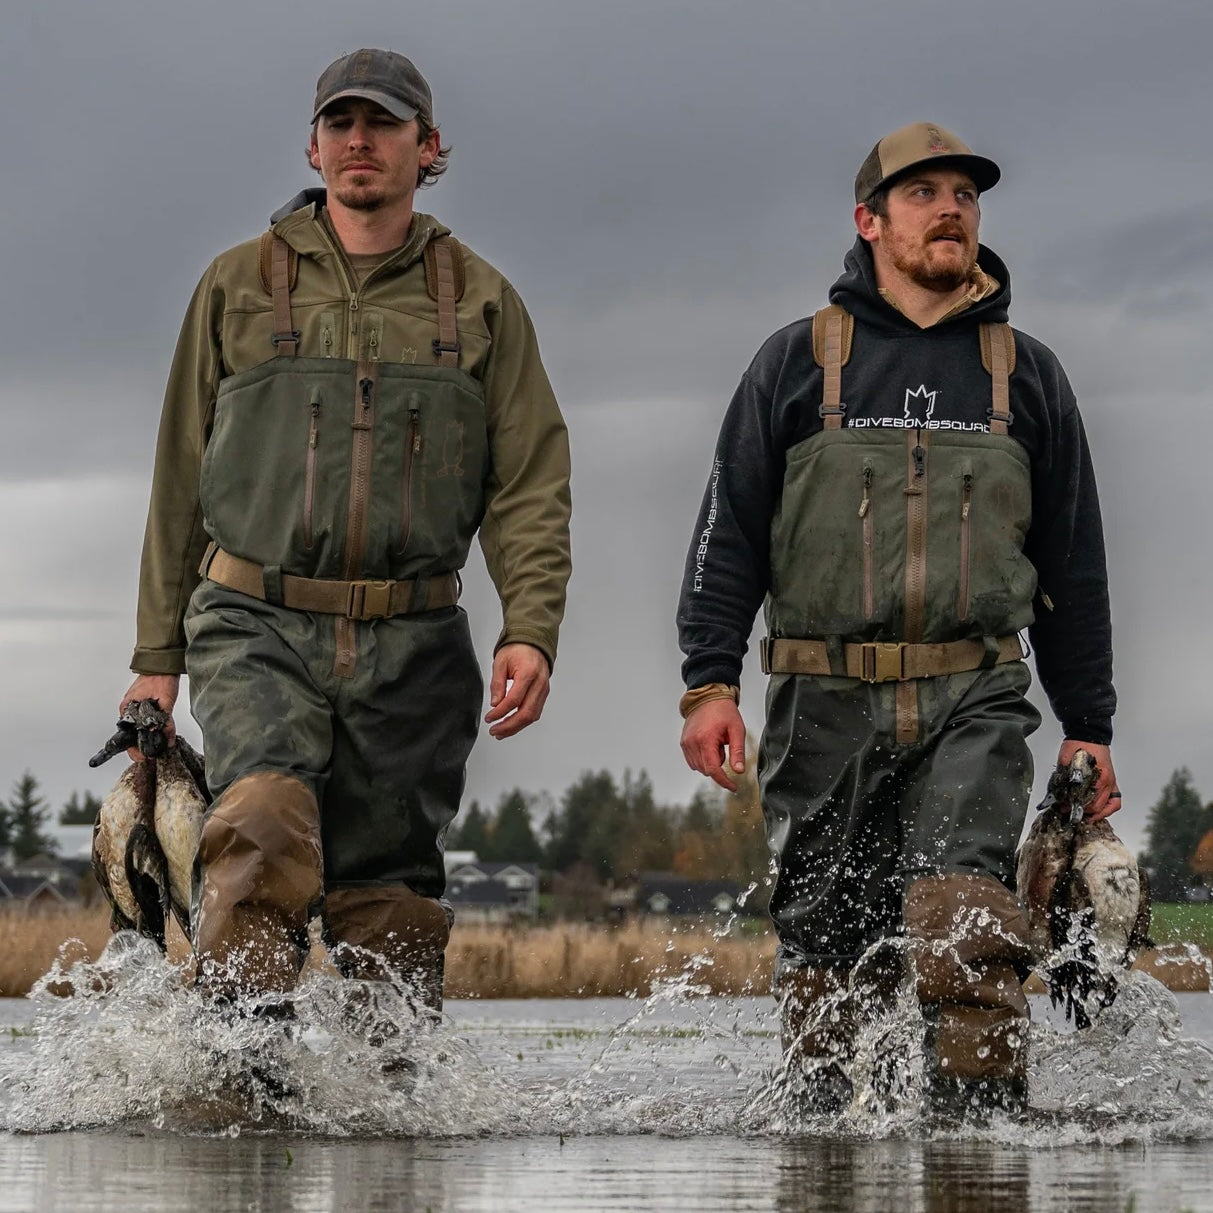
[2,0,1211,856]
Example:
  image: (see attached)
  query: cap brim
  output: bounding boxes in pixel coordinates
[880,153,1001,196]
[312,87,419,124]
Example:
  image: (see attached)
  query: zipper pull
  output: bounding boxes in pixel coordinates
[409,391,421,454]
[913,444,926,478]
[360,377,373,407]
[961,472,972,519]
[859,466,872,517]
[309,387,321,447]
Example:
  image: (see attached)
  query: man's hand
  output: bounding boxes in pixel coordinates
[485,643,550,739]
[1058,738,1119,821]
[681,698,748,792]
[120,674,180,761]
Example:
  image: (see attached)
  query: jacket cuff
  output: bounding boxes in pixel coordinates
[1060,718,1113,746]
[495,628,556,670]
[130,647,187,676]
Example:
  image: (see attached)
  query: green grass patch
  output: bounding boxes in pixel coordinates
[1150,902,1213,948]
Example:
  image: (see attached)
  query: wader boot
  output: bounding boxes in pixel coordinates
[775,967,854,1113]
[193,771,324,1005]
[904,872,1032,1121]
[325,886,451,1076]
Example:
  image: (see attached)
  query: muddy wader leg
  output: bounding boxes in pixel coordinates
[324,885,452,1016]
[904,873,1032,1119]
[193,771,325,1004]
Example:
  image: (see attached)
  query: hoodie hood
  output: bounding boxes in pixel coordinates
[828,236,1011,334]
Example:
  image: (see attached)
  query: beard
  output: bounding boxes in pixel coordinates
[886,223,977,293]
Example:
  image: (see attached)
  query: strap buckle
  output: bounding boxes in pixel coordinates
[346,579,395,620]
[859,642,906,683]
[432,339,461,357]
[271,330,302,347]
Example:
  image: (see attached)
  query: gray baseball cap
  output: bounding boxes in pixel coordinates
[312,48,434,124]
[854,122,1000,204]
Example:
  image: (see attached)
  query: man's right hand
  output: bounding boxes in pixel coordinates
[680,698,748,792]
[119,674,181,761]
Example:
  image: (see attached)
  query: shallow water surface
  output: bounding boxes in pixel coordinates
[0,938,1212,1212]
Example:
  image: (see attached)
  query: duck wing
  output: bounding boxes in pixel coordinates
[124,822,170,950]
[92,762,152,931]
[153,748,208,939]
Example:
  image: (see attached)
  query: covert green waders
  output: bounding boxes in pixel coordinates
[764,308,1037,1110]
[187,236,483,1013]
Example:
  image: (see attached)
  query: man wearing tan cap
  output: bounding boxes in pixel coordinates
[676,122,1117,1119]
[119,50,571,1038]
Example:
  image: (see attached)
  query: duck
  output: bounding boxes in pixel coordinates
[1016,749,1152,1027]
[89,699,210,950]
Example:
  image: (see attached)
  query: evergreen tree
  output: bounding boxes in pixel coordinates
[1140,768,1213,901]
[488,789,543,863]
[610,769,676,875]
[59,790,103,825]
[6,772,59,861]
[545,770,622,876]
[448,799,491,856]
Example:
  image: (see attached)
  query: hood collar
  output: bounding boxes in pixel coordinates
[828,236,1011,333]
[267,188,450,261]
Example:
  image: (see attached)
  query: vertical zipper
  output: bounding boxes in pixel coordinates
[303,387,321,549]
[859,464,874,619]
[398,391,422,554]
[903,429,929,642]
[958,470,973,620]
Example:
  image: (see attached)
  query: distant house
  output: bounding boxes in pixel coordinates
[444,855,540,922]
[608,873,750,925]
[0,872,69,910]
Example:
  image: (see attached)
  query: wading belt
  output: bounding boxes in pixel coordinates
[760,635,1024,681]
[201,544,459,620]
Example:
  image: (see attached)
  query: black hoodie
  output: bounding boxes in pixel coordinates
[676,238,1115,744]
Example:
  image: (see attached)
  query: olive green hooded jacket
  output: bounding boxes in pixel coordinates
[132,197,571,675]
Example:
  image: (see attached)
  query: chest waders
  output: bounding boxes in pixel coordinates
[188,233,484,1013]
[764,306,1037,1117]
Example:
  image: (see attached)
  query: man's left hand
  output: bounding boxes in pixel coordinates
[484,643,551,739]
[1058,738,1120,821]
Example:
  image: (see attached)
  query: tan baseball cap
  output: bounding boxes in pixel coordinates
[854,122,1000,204]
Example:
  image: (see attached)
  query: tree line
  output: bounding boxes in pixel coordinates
[6,763,1213,906]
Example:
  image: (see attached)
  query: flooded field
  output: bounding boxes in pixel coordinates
[1,935,1212,1211]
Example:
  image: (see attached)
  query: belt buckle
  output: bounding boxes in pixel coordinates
[346,579,394,620]
[861,642,905,683]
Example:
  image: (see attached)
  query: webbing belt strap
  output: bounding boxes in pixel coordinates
[270,236,299,356]
[760,634,1024,681]
[427,238,461,368]
[201,545,459,620]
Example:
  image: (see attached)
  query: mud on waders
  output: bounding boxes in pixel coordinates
[764,305,1035,1114]
[191,229,481,1016]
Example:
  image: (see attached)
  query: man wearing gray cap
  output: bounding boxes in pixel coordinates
[676,123,1117,1118]
[121,50,571,1024]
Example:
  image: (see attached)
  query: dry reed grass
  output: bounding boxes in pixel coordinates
[1,911,1207,1000]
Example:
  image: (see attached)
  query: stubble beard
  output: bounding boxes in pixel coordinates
[333,175,388,212]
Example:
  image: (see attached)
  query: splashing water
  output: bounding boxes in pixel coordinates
[2,930,1213,1144]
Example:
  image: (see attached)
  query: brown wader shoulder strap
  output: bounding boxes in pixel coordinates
[979,323,1016,436]
[424,236,464,368]
[811,305,854,431]
[258,232,300,357]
